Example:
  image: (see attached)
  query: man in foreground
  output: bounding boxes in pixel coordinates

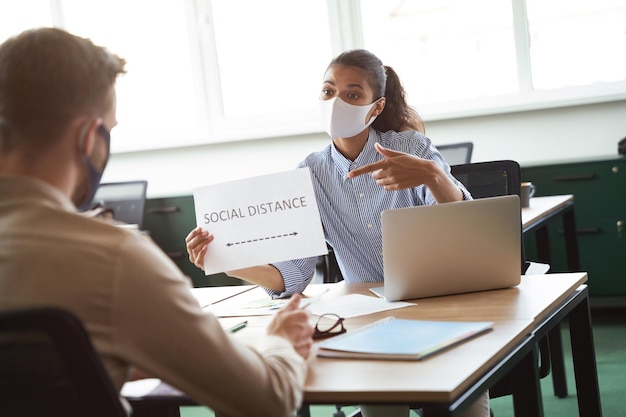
[0,27,313,417]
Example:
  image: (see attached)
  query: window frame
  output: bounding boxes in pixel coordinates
[2,0,625,152]
[355,0,626,121]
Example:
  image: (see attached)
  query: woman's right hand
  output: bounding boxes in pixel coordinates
[184,227,214,271]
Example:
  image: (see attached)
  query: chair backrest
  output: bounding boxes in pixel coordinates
[0,307,128,417]
[436,142,473,165]
[92,180,148,229]
[318,245,343,284]
[450,160,521,199]
[450,160,527,273]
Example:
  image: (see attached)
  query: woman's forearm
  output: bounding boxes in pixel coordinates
[225,264,286,292]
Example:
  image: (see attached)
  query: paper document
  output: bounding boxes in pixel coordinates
[307,293,415,318]
[190,285,257,308]
[121,378,161,397]
[193,168,328,274]
[206,285,287,317]
[207,283,342,317]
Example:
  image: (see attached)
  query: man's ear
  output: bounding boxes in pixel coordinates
[78,119,102,156]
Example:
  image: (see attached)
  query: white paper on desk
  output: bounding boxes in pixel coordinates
[307,294,415,318]
[207,297,288,317]
[206,283,342,317]
[190,285,257,309]
[193,168,328,275]
[121,378,161,397]
[205,285,284,316]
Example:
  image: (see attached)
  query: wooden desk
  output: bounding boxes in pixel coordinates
[522,195,580,272]
[125,273,602,417]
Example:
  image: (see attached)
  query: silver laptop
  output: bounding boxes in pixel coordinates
[375,195,521,301]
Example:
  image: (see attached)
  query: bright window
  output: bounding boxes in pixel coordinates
[526,0,626,89]
[61,0,206,153]
[201,0,333,142]
[1,0,625,151]
[359,0,518,104]
[0,1,52,41]
[359,0,626,119]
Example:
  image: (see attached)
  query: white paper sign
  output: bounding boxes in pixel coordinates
[192,168,328,274]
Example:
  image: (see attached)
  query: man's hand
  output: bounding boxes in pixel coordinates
[267,294,314,359]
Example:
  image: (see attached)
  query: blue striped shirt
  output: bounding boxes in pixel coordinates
[270,128,471,297]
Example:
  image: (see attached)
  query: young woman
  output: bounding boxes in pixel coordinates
[186,49,490,417]
[186,49,471,298]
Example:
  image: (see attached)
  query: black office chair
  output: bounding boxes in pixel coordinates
[89,180,148,229]
[450,160,529,273]
[317,245,343,284]
[449,160,566,400]
[436,141,474,165]
[0,307,129,417]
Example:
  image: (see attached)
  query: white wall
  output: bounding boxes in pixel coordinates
[426,99,626,166]
[104,99,626,198]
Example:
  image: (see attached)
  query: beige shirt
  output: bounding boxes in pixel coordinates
[0,176,307,417]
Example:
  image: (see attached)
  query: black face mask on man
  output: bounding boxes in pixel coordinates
[76,123,110,211]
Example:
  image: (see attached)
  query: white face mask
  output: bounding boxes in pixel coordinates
[319,97,379,139]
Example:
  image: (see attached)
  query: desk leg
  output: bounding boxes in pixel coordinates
[421,404,451,417]
[534,224,551,265]
[296,405,311,417]
[562,209,581,271]
[533,224,569,398]
[547,326,568,398]
[130,404,180,417]
[511,346,544,417]
[569,293,603,417]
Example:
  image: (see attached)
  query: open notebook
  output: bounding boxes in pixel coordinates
[373,195,522,302]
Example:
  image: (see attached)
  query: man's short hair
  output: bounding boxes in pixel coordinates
[0,27,126,147]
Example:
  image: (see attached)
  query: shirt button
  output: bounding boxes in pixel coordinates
[367,223,373,229]
[359,192,365,198]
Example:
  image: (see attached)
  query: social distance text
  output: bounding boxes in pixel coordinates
[203,196,308,224]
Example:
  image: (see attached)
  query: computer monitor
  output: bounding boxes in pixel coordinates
[436,142,473,165]
[91,180,148,229]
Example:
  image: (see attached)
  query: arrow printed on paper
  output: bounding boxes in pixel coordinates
[226,231,299,247]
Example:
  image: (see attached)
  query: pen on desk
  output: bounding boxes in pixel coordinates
[300,288,330,309]
[228,320,248,333]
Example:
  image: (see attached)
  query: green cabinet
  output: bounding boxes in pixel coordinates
[522,156,626,297]
[143,195,239,288]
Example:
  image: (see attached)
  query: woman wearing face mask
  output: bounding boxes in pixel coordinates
[186,48,488,417]
[186,49,471,296]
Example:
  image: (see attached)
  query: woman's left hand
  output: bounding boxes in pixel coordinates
[347,142,436,190]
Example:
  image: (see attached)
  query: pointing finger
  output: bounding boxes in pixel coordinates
[347,161,385,178]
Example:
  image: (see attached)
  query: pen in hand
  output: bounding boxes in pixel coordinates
[228,320,248,333]
[299,288,330,309]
